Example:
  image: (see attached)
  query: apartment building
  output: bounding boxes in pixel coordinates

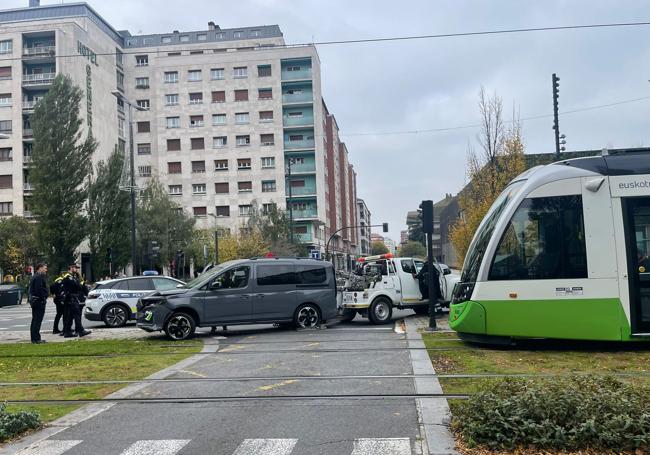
[0,0,363,256]
[357,198,372,256]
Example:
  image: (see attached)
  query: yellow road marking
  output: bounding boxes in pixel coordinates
[178,369,207,378]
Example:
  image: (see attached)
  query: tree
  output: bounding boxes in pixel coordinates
[30,74,96,273]
[450,88,526,266]
[246,202,302,256]
[0,217,38,277]
[399,241,426,258]
[371,241,389,255]
[87,145,130,278]
[136,179,194,272]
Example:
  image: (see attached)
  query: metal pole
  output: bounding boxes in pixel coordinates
[552,73,561,159]
[426,230,438,330]
[287,158,294,243]
[214,229,219,265]
[128,104,138,276]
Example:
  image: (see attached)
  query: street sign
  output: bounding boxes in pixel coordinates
[310,249,321,260]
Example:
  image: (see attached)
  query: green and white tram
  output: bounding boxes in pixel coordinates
[449,149,650,342]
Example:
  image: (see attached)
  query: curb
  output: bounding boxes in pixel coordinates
[2,339,220,455]
[404,316,458,455]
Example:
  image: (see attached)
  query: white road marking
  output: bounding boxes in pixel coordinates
[119,439,191,455]
[351,438,411,455]
[16,439,82,455]
[232,438,298,455]
[11,324,28,328]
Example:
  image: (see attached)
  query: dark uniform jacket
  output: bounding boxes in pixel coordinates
[61,272,84,304]
[29,273,48,303]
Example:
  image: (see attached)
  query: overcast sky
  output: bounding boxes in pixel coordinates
[7,0,650,240]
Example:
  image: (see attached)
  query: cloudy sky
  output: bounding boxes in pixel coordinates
[7,0,650,240]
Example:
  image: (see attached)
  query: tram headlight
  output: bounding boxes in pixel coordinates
[451,282,475,305]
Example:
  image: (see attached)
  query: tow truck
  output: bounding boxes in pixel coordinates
[340,254,459,324]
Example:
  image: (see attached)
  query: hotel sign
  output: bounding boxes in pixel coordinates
[77,40,98,66]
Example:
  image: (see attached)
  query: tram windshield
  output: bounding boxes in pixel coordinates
[461,181,524,283]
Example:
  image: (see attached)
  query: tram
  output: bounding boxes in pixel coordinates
[449,149,650,342]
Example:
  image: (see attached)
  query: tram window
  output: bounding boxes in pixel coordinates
[489,195,587,280]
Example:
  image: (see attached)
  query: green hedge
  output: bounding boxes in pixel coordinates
[453,376,650,452]
[0,404,41,442]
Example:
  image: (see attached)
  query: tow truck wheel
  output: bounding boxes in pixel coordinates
[368,297,392,325]
[340,308,357,323]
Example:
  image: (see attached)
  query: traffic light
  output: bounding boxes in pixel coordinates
[106,248,112,263]
[150,241,160,259]
[382,223,389,233]
[421,200,434,234]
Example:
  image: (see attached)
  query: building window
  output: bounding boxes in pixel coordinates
[236,135,250,147]
[0,148,11,162]
[180,35,190,43]
[166,117,180,129]
[259,111,274,122]
[197,34,207,41]
[168,162,182,174]
[261,157,275,169]
[233,67,248,78]
[215,182,229,194]
[238,181,252,193]
[213,136,227,148]
[164,71,179,83]
[191,161,206,174]
[167,139,181,151]
[0,202,13,216]
[191,138,205,150]
[135,55,148,66]
[288,111,303,118]
[169,185,182,196]
[257,65,272,77]
[489,195,588,281]
[136,99,150,109]
[262,203,276,214]
[216,32,225,40]
[190,115,204,127]
[189,92,203,104]
[193,206,207,218]
[165,94,179,105]
[286,88,302,95]
[289,134,303,141]
[258,88,272,100]
[216,205,230,217]
[0,40,13,55]
[261,180,276,193]
[117,71,125,87]
[137,143,151,155]
[287,65,302,72]
[239,205,252,216]
[214,159,228,171]
[135,77,149,89]
[291,179,306,187]
[211,68,224,80]
[0,93,11,106]
[237,158,251,170]
[212,114,226,126]
[188,70,202,82]
[137,121,150,133]
[251,30,262,37]
[211,91,226,104]
[0,66,11,80]
[233,31,244,39]
[0,120,11,134]
[118,118,125,138]
[260,134,274,146]
[0,174,12,189]
[162,36,172,44]
[192,183,206,194]
[138,165,152,177]
[235,112,249,124]
[234,89,248,102]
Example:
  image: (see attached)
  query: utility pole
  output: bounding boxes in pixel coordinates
[552,73,561,159]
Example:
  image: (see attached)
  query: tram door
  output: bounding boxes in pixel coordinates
[624,197,650,333]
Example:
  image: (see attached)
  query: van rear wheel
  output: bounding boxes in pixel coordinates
[369,297,392,325]
[294,304,321,329]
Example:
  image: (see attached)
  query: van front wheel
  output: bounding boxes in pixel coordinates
[369,297,392,325]
[164,312,196,340]
[294,304,321,329]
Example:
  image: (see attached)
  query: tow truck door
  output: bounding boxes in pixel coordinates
[398,259,422,301]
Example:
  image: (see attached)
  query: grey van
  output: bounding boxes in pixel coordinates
[136,258,337,340]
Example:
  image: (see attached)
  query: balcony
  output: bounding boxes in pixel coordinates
[292,208,318,219]
[283,115,314,128]
[289,162,316,174]
[287,186,316,197]
[284,138,315,150]
[23,73,56,86]
[22,100,39,111]
[294,232,313,243]
[281,68,312,81]
[23,183,34,194]
[23,128,34,138]
[23,46,55,58]
[23,154,32,165]
[24,210,34,218]
[282,92,313,104]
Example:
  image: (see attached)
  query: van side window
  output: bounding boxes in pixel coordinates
[214,266,250,289]
[257,264,295,286]
[297,265,327,284]
[401,260,416,274]
[489,195,587,280]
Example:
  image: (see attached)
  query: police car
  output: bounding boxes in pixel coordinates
[84,276,185,327]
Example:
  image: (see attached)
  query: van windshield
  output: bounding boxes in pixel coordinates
[181,261,237,289]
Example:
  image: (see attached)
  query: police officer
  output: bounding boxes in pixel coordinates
[50,270,66,334]
[416,259,441,302]
[28,263,49,344]
[61,264,91,338]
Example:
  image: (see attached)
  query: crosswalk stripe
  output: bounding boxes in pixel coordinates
[351,438,411,455]
[16,439,82,455]
[232,439,298,455]
[119,439,190,455]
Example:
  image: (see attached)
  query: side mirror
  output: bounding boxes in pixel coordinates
[176,283,184,288]
[443,268,451,276]
[210,281,222,291]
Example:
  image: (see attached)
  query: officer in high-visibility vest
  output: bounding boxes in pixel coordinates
[61,264,91,338]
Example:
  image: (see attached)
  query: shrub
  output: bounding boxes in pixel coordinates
[453,376,650,452]
[0,403,41,442]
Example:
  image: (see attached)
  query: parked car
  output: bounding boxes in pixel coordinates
[84,276,185,327]
[136,258,337,340]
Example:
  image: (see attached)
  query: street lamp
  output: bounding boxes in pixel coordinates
[207,213,220,266]
[111,90,148,276]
